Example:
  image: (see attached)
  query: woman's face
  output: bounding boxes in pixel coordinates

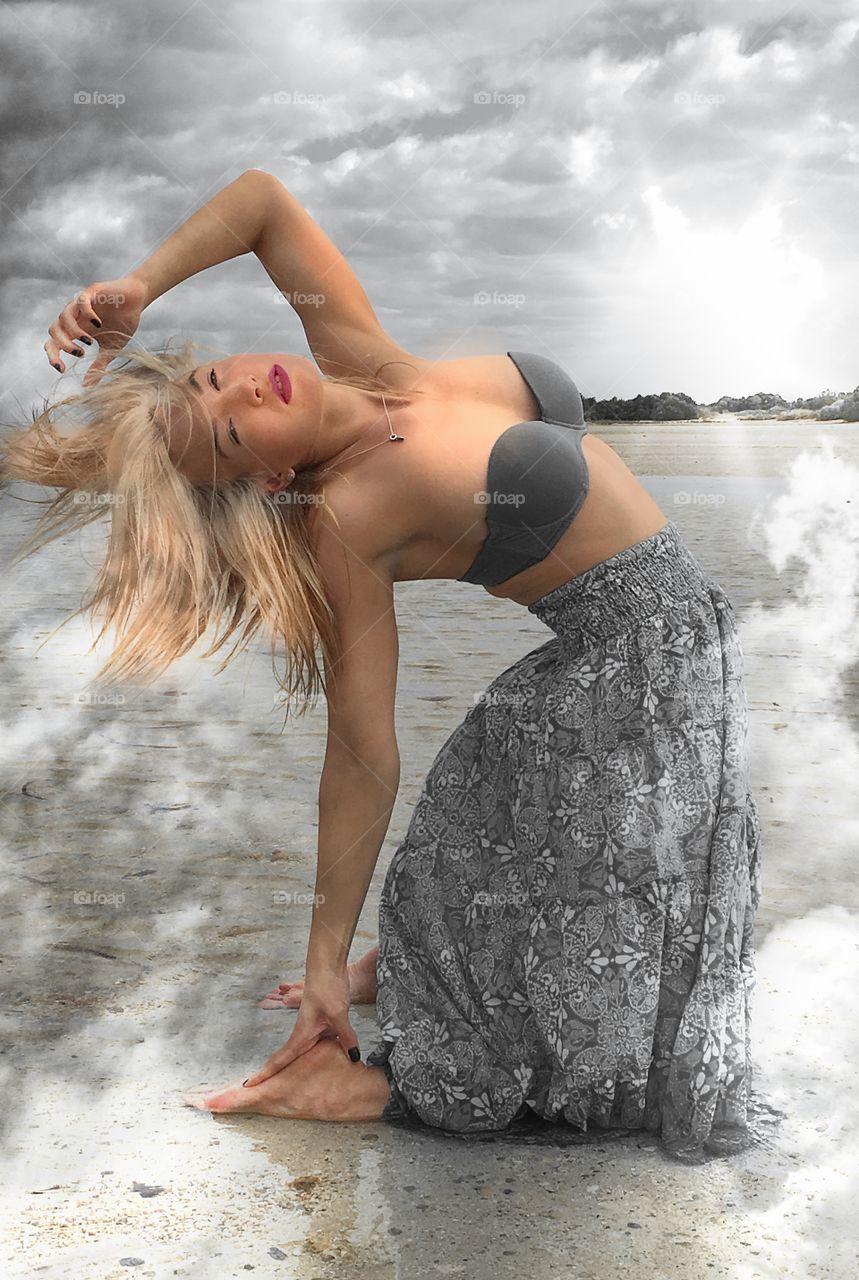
[172,353,323,488]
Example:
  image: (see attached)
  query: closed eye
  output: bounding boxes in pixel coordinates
[208,367,240,446]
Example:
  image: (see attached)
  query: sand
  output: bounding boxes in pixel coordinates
[1,419,857,1278]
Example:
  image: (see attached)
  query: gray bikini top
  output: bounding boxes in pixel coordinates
[457,350,589,587]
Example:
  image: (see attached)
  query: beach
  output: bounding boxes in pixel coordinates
[2,418,857,1279]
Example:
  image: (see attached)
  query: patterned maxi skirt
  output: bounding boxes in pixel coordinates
[365,520,763,1161]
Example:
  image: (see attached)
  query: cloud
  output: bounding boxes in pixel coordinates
[1,0,857,406]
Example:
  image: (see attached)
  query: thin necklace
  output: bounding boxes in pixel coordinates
[337,393,405,464]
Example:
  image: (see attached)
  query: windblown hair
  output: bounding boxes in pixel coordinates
[0,340,430,719]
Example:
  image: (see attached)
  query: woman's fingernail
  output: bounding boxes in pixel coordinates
[348,1047,361,1062]
[52,362,61,372]
[242,1078,251,1087]
[91,318,102,327]
[80,336,93,345]
[71,349,84,357]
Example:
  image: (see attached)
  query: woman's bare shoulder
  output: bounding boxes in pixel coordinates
[351,347,527,408]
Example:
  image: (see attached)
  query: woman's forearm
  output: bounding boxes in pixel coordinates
[129,169,275,306]
[305,751,400,973]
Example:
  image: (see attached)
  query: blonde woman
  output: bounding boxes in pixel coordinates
[3,169,762,1160]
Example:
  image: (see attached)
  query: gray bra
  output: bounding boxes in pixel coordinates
[457,350,589,587]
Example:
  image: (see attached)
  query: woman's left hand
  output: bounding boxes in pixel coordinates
[44,274,148,384]
[243,967,360,1087]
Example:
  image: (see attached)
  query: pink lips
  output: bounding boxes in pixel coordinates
[269,364,292,405]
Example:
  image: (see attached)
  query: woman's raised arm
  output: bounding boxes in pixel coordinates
[129,169,276,304]
[47,169,417,386]
[132,168,416,378]
[43,171,274,382]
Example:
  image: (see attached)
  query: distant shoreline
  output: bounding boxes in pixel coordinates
[588,413,855,425]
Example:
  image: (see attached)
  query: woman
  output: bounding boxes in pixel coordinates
[3,169,762,1161]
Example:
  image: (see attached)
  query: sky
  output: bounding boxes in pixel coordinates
[2,0,859,409]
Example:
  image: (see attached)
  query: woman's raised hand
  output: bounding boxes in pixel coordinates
[44,274,148,386]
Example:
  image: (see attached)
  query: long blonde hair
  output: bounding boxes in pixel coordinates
[0,340,430,719]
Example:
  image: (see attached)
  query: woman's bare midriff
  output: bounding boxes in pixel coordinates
[320,351,671,608]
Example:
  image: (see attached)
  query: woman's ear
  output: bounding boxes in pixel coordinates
[255,469,296,496]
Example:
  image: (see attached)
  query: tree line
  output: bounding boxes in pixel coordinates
[582,386,859,422]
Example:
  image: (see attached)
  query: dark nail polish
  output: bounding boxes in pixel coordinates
[52,362,61,372]
[348,1046,361,1062]
[242,1078,250,1086]
[91,318,102,328]
[80,336,93,345]
[71,349,84,357]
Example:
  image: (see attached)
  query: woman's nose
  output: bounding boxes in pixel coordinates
[238,375,262,402]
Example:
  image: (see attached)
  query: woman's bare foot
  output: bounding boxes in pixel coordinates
[258,945,379,1009]
[181,1036,390,1122]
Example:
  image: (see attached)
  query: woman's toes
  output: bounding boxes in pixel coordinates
[181,1083,227,1109]
[277,981,303,996]
[181,1081,257,1113]
[182,1092,213,1111]
[257,988,302,1009]
[256,979,305,1007]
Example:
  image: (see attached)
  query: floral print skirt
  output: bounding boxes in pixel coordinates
[365,520,763,1161]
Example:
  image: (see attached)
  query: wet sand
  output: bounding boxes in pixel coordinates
[1,419,857,1278]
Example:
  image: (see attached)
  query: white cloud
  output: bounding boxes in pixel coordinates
[2,0,857,403]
